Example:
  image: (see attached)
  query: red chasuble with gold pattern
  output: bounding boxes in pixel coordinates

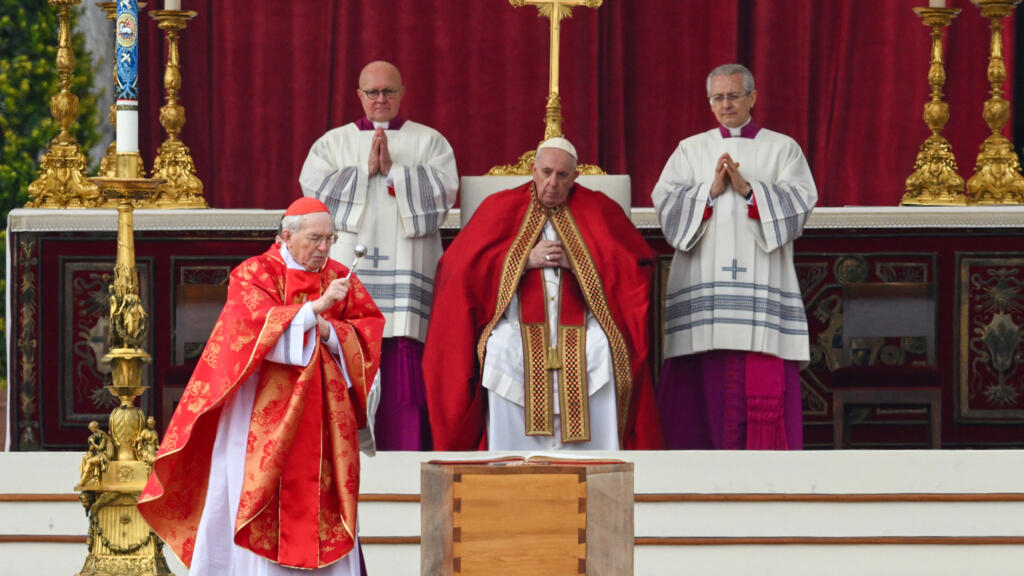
[424,182,663,451]
[138,244,384,569]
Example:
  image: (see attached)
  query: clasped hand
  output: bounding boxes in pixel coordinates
[527,239,569,270]
[368,127,393,177]
[709,153,752,199]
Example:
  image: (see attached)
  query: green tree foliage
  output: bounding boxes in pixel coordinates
[0,3,104,391]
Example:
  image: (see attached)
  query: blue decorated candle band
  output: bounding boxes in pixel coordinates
[115,0,139,153]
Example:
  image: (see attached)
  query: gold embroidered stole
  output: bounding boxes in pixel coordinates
[475,191,635,444]
[519,262,589,442]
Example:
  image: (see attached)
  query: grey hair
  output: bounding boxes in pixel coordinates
[280,214,303,235]
[706,64,755,96]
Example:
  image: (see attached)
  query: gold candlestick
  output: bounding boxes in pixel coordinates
[966,0,1024,204]
[75,176,174,575]
[903,7,966,206]
[96,2,147,181]
[26,0,102,208]
[149,9,206,208]
[488,0,605,176]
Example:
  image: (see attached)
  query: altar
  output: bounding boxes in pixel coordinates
[7,206,1024,451]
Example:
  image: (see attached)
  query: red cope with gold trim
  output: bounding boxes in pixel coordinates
[138,244,384,569]
[423,181,664,451]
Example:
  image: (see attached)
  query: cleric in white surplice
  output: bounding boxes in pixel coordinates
[651,63,817,450]
[299,61,458,451]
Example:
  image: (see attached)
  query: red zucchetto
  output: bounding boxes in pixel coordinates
[284,197,330,216]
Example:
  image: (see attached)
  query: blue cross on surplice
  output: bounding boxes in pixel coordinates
[722,258,747,280]
[365,247,390,268]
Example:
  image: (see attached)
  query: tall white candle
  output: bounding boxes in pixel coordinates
[165,0,181,9]
[115,0,139,154]
[929,0,946,7]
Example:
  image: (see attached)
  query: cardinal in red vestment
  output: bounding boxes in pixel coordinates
[138,198,384,574]
[424,138,663,451]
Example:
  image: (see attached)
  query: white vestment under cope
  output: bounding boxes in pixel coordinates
[299,120,458,342]
[482,223,619,451]
[651,127,818,362]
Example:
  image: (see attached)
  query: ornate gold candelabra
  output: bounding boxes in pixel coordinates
[966,0,1024,204]
[75,174,174,576]
[150,9,207,208]
[97,2,147,181]
[903,7,966,205]
[488,0,605,175]
[26,0,102,208]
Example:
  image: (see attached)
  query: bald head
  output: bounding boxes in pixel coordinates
[358,61,405,123]
[359,61,402,87]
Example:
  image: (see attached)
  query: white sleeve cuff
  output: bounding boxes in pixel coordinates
[264,303,318,366]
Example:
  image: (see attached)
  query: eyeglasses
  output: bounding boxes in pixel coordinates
[360,88,400,101]
[709,91,752,106]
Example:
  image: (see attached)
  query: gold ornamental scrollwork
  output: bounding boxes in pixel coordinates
[76,491,174,575]
[487,150,608,177]
[75,176,174,576]
[966,0,1024,205]
[16,238,40,449]
[27,0,102,209]
[490,0,606,175]
[960,258,1024,420]
[149,9,207,208]
[903,7,966,206]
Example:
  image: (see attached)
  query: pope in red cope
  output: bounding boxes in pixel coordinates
[424,137,663,451]
[139,198,384,575]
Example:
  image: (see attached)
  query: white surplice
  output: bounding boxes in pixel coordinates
[651,127,818,362]
[299,120,458,342]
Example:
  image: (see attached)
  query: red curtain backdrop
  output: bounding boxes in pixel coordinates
[137,0,1014,209]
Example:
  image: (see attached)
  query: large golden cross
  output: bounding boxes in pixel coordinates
[489,0,605,175]
[512,0,603,99]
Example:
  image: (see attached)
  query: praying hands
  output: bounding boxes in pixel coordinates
[368,127,393,177]
[709,152,752,199]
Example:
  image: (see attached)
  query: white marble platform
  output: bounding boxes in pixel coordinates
[2,450,1023,576]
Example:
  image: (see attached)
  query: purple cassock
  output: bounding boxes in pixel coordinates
[658,350,803,450]
[373,337,432,450]
[344,113,442,452]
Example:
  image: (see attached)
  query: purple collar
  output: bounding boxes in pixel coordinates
[355,116,407,131]
[717,121,761,139]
